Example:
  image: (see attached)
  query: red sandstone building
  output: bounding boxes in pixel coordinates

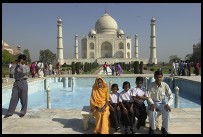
[2,40,20,55]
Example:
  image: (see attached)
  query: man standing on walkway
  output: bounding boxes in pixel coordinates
[103,62,108,74]
[147,70,174,134]
[4,54,30,118]
[171,60,176,76]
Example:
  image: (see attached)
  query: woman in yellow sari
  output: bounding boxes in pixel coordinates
[90,76,110,134]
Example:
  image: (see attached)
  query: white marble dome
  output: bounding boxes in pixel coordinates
[95,12,118,34]
[89,29,96,35]
[117,29,125,35]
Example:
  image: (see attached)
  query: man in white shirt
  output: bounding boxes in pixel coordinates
[171,60,176,76]
[175,60,179,76]
[48,63,53,75]
[147,70,174,134]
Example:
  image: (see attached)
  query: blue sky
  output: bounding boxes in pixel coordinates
[2,3,201,63]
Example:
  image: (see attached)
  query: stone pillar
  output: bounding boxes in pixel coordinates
[63,77,69,88]
[135,34,139,58]
[75,34,79,59]
[57,18,64,65]
[149,17,157,64]
[47,86,51,109]
[175,86,179,108]
[109,80,113,92]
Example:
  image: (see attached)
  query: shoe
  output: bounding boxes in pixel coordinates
[115,126,121,132]
[4,114,12,118]
[161,127,168,134]
[149,127,155,134]
[125,128,130,134]
[19,114,25,118]
[137,123,141,130]
[130,128,135,134]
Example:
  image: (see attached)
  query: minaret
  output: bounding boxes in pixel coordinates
[135,34,139,58]
[149,17,157,64]
[57,17,64,65]
[74,34,79,59]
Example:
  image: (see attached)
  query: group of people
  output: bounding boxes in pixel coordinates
[102,62,123,76]
[171,60,201,76]
[90,70,174,134]
[9,61,62,79]
[30,61,61,78]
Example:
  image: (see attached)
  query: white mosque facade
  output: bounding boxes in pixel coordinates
[57,11,157,65]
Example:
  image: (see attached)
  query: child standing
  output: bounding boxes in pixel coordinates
[119,81,135,134]
[109,84,121,132]
[131,77,148,130]
[111,64,115,76]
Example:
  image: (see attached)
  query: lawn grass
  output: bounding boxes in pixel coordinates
[82,67,100,74]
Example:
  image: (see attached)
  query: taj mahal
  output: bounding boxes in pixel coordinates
[57,11,157,65]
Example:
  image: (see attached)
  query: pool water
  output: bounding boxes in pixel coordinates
[2,77,201,110]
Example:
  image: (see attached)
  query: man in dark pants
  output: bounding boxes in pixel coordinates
[4,54,30,118]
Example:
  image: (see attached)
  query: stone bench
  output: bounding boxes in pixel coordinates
[81,106,95,131]
[81,105,162,131]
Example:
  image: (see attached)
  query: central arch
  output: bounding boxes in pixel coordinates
[101,41,112,58]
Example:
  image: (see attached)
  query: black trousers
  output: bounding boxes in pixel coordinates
[133,102,147,126]
[120,102,135,128]
[109,103,121,128]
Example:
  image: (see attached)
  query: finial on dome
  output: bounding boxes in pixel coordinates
[105,7,108,14]
[58,17,62,22]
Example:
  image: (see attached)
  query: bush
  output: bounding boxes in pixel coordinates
[71,62,75,74]
[150,68,154,71]
[144,66,147,70]
[139,61,143,74]
[75,62,80,74]
[134,61,139,74]
[62,63,67,67]
[147,63,154,67]
[84,62,88,72]
[169,69,171,74]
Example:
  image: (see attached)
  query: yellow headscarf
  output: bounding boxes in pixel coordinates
[90,76,109,112]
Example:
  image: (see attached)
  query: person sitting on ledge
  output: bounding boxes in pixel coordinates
[90,76,110,134]
[147,70,174,134]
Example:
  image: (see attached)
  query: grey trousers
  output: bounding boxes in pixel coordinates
[7,80,28,115]
[148,102,170,131]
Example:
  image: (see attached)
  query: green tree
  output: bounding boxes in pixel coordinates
[190,40,201,62]
[23,49,31,63]
[2,50,16,65]
[39,49,56,64]
[2,50,16,76]
[169,55,181,63]
[185,54,192,61]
